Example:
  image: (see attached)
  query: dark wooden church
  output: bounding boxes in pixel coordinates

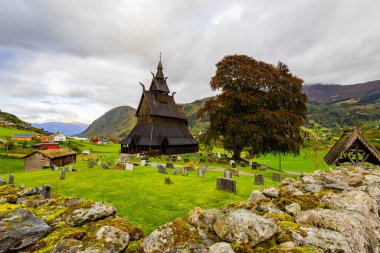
[324,128,380,166]
[121,58,198,155]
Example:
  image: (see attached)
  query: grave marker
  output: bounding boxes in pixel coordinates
[141,160,147,166]
[52,165,58,171]
[165,176,173,184]
[68,166,73,172]
[166,163,174,169]
[182,168,188,176]
[259,165,267,171]
[177,156,182,161]
[102,163,108,170]
[252,162,258,170]
[224,169,232,179]
[151,162,158,168]
[171,156,177,162]
[158,165,167,174]
[200,158,206,163]
[42,185,51,199]
[249,161,253,166]
[125,163,134,171]
[254,174,264,185]
[241,162,246,168]
[230,160,235,165]
[88,162,94,168]
[272,173,282,182]
[173,169,179,175]
[184,158,189,163]
[198,167,204,177]
[216,177,236,193]
[9,174,14,185]
[60,169,66,180]
[231,162,236,168]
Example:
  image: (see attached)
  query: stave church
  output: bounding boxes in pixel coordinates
[121,57,198,155]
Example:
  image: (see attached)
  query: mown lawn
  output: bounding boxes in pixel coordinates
[0,126,35,139]
[0,153,294,234]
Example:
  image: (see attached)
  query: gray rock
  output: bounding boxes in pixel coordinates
[208,242,234,253]
[247,190,269,204]
[324,182,351,190]
[95,226,130,252]
[301,174,321,184]
[52,239,83,253]
[164,243,207,253]
[258,203,285,214]
[321,190,373,215]
[213,209,277,246]
[0,209,50,252]
[296,208,379,252]
[0,198,7,203]
[293,226,352,253]
[66,202,116,226]
[363,175,380,186]
[262,187,279,198]
[0,177,6,185]
[188,208,221,246]
[302,183,323,193]
[285,203,301,216]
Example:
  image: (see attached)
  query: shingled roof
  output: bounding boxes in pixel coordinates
[324,128,380,165]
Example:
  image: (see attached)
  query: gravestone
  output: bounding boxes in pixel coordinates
[125,163,134,171]
[182,168,188,176]
[252,162,258,170]
[201,166,208,174]
[0,177,6,185]
[224,169,232,179]
[197,167,204,177]
[249,161,253,166]
[216,177,236,193]
[166,157,170,162]
[217,152,221,159]
[9,174,14,185]
[158,165,167,174]
[102,163,108,170]
[241,162,246,168]
[88,162,94,168]
[98,160,102,166]
[151,162,158,168]
[254,174,264,185]
[42,185,51,199]
[107,161,113,166]
[68,166,73,172]
[230,160,235,165]
[141,160,147,166]
[177,156,182,161]
[200,158,206,163]
[272,173,282,182]
[171,156,177,162]
[52,165,58,171]
[184,158,189,163]
[260,165,267,171]
[165,176,173,184]
[193,156,197,161]
[231,162,236,169]
[60,169,66,180]
[173,169,179,175]
[166,163,174,169]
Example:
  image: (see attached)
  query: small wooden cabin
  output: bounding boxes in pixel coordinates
[23,148,77,171]
[324,128,380,166]
[121,57,198,155]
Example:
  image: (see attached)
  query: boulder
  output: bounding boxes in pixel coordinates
[213,209,277,246]
[164,243,207,253]
[321,190,373,215]
[292,226,352,253]
[95,226,130,252]
[67,202,116,226]
[142,218,201,253]
[284,203,301,216]
[258,203,285,214]
[208,242,234,253]
[187,208,221,246]
[247,190,269,204]
[296,208,379,252]
[302,184,323,193]
[262,187,279,198]
[0,209,50,252]
[52,239,83,253]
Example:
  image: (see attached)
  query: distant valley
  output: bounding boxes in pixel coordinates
[31,122,89,136]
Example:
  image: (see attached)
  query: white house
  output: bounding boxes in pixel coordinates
[51,133,67,142]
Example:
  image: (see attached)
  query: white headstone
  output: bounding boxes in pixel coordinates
[125,163,134,171]
[217,152,221,159]
[177,156,182,161]
[136,153,140,158]
[68,166,73,172]
[141,160,147,166]
[230,160,235,165]
[151,162,158,168]
[249,161,253,165]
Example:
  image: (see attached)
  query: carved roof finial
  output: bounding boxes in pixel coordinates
[156,53,164,79]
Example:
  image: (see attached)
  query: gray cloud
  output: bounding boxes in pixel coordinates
[1,0,380,123]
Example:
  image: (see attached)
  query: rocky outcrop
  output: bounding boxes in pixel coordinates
[0,184,142,253]
[140,165,380,252]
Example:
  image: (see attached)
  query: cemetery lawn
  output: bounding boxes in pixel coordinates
[0,154,294,234]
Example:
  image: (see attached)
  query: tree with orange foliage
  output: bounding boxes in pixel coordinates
[198,55,307,160]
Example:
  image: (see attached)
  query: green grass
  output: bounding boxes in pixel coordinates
[0,126,35,139]
[0,153,293,234]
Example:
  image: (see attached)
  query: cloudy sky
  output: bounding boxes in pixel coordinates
[1,0,380,124]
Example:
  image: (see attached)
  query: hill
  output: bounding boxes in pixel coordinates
[79,106,136,138]
[0,111,42,133]
[79,80,380,138]
[31,122,89,136]
[303,80,380,104]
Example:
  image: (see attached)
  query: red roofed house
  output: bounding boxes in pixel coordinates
[23,148,77,171]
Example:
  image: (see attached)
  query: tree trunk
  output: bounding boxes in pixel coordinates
[233,149,241,161]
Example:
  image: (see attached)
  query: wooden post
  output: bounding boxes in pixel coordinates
[279,153,282,171]
[355,143,359,163]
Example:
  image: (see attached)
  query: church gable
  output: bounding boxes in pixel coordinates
[324,128,380,165]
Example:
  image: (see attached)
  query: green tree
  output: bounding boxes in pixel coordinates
[198,55,307,160]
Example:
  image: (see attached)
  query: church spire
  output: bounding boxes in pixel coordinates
[156,53,164,79]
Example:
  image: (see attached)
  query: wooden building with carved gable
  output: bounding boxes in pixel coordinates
[324,128,380,166]
[121,58,198,155]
